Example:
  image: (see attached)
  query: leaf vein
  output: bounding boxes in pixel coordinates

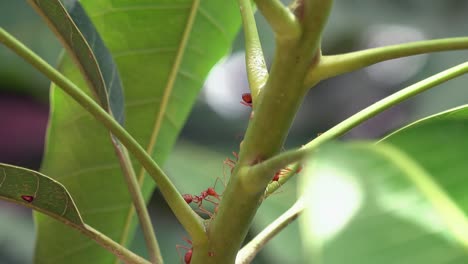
[0,168,6,189]
[61,189,69,217]
[82,204,130,215]
[90,3,190,18]
[59,163,120,180]
[112,47,177,58]
[197,6,228,43]
[126,97,161,108]
[118,0,201,249]
[179,69,204,85]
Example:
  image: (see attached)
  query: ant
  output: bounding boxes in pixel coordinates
[272,168,289,182]
[182,178,224,217]
[176,238,192,264]
[240,93,252,107]
[272,165,303,182]
[224,151,300,182]
[224,151,303,183]
[176,238,215,264]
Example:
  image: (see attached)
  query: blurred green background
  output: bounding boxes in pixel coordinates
[1,0,468,263]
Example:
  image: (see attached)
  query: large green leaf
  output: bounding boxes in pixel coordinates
[36,1,241,263]
[300,142,468,264]
[0,163,83,227]
[382,104,468,223]
[29,0,125,123]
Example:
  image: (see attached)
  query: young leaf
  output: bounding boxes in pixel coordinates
[0,163,83,227]
[35,1,242,263]
[29,0,124,124]
[299,143,468,264]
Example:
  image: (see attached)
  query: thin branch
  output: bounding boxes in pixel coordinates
[236,198,305,264]
[305,37,468,86]
[0,28,206,241]
[254,61,468,196]
[80,224,151,264]
[254,0,301,39]
[238,0,269,101]
[114,146,162,263]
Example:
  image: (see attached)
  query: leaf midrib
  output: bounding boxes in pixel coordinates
[116,0,202,256]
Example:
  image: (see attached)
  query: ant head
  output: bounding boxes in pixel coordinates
[206,187,217,196]
[182,194,193,204]
[241,93,253,107]
[272,173,280,181]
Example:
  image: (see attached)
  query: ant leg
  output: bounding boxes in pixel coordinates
[195,205,214,218]
[176,243,192,264]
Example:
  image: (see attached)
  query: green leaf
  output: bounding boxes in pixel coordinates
[382,104,468,223]
[0,163,83,227]
[299,142,468,264]
[35,0,241,263]
[29,0,125,123]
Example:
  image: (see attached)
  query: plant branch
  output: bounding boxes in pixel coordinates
[238,0,269,102]
[80,224,151,264]
[254,0,300,39]
[305,37,468,86]
[256,60,468,196]
[0,28,206,241]
[240,59,468,255]
[202,1,334,263]
[297,0,333,57]
[114,145,162,264]
[235,198,305,264]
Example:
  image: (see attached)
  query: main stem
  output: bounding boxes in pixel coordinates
[0,28,206,242]
[198,1,334,263]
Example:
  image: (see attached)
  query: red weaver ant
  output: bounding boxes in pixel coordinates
[176,238,215,264]
[21,195,34,203]
[240,93,252,107]
[176,238,192,264]
[224,151,301,183]
[182,178,224,217]
[272,165,303,182]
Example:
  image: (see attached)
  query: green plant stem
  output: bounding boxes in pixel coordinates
[115,146,162,264]
[256,60,468,196]
[254,0,300,39]
[238,0,269,102]
[235,198,305,264]
[201,1,333,263]
[0,28,206,241]
[305,37,468,86]
[80,224,151,264]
